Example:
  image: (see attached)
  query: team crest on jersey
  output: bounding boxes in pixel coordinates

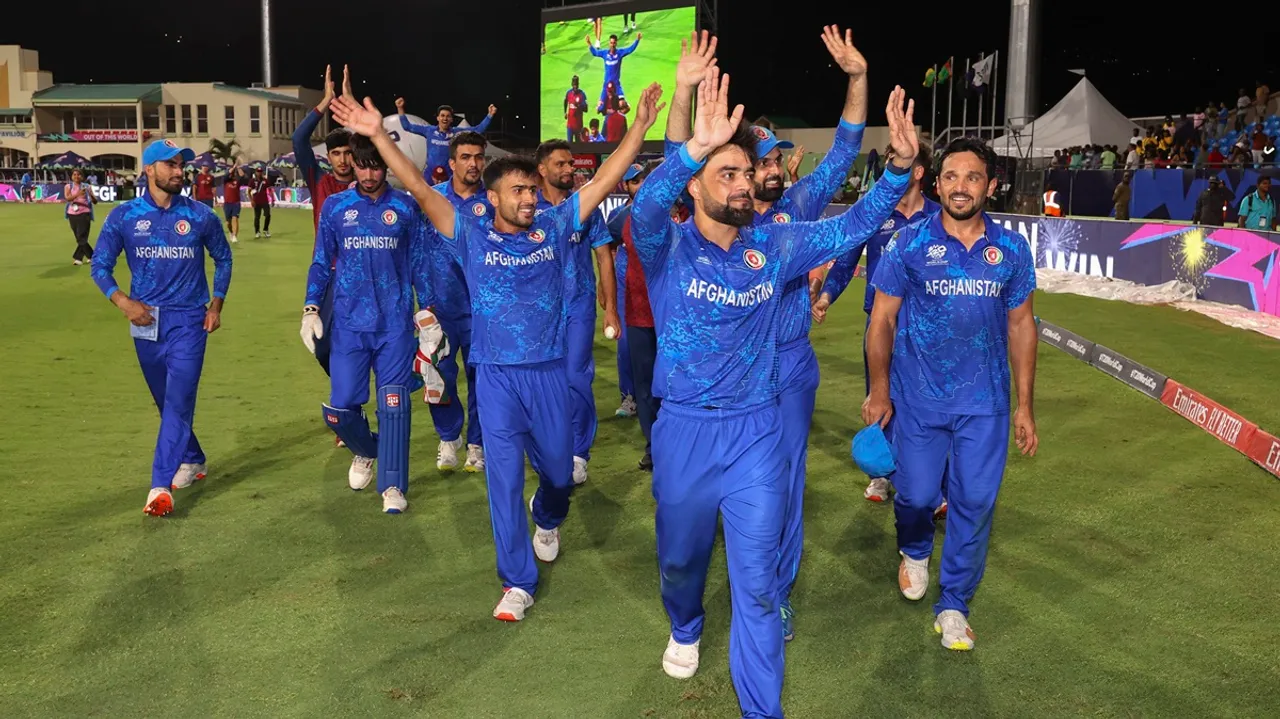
[381,210,398,225]
[385,393,400,408]
[471,203,487,216]
[983,246,1004,265]
[743,249,767,270]
[174,219,191,236]
[528,229,546,244]
[772,212,792,224]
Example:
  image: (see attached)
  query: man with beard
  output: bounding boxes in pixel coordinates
[395,99,496,182]
[327,81,664,622]
[91,139,233,517]
[863,136,1039,652]
[631,69,916,717]
[426,131,489,473]
[301,134,435,515]
[816,141,945,512]
[534,139,620,486]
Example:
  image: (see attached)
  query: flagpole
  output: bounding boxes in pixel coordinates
[977,53,985,140]
[961,57,970,138]
[945,56,954,144]
[931,63,938,142]
[990,50,999,138]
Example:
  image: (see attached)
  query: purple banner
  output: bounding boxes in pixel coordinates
[988,214,1280,318]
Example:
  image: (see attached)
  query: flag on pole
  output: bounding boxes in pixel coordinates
[923,66,937,87]
[1067,68,1086,76]
[937,59,952,84]
[972,54,995,93]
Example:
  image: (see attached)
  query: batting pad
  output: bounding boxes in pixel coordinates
[323,404,378,459]
[376,385,411,493]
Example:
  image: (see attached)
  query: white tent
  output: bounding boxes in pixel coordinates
[990,78,1139,158]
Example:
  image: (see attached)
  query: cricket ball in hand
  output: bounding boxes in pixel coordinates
[604,326,617,340]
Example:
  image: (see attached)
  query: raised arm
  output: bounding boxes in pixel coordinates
[574,83,665,226]
[295,65,336,187]
[330,92,458,239]
[619,35,641,56]
[470,106,496,135]
[395,97,437,138]
[665,31,717,145]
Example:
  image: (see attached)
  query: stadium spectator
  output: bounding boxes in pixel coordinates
[1238,89,1252,113]
[1238,177,1276,231]
[1264,136,1277,164]
[1112,172,1131,220]
[1124,143,1139,169]
[1192,176,1231,226]
[1204,143,1225,166]
[1252,126,1267,165]
[1100,144,1117,169]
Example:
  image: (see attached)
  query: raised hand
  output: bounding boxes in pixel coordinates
[690,68,744,158]
[787,144,806,178]
[631,83,666,133]
[821,24,867,78]
[395,97,406,113]
[340,64,356,104]
[488,104,498,117]
[675,30,718,89]
[331,94,385,138]
[885,86,918,168]
[317,65,335,112]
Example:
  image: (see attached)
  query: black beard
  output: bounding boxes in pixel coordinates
[943,195,985,221]
[704,196,754,227]
[550,176,574,191]
[754,179,784,202]
[501,206,535,229]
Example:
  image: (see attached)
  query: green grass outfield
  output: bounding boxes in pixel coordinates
[540,9,694,142]
[2,202,1279,718]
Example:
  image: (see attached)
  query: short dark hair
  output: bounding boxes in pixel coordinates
[700,123,758,173]
[450,131,487,158]
[483,155,539,190]
[535,139,572,166]
[938,137,997,181]
[609,34,618,42]
[437,105,454,115]
[325,127,351,153]
[884,139,933,172]
[349,134,386,169]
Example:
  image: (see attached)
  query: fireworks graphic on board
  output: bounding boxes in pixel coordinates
[1036,219,1084,267]
[1170,228,1218,292]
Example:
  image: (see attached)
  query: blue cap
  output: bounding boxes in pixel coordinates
[623,162,646,181]
[749,125,793,159]
[142,139,195,167]
[851,424,896,478]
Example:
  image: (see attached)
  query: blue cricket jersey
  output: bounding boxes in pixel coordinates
[398,114,494,181]
[92,193,232,309]
[871,211,1036,416]
[825,196,941,313]
[590,39,639,88]
[428,180,491,331]
[537,191,610,308]
[754,119,864,345]
[305,187,433,334]
[438,195,582,365]
[631,143,910,409]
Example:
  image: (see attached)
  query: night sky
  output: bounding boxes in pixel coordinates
[6,0,1277,144]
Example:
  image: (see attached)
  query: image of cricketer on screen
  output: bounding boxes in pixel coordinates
[863,136,1039,653]
[301,133,440,516]
[90,139,233,518]
[326,80,663,623]
[630,66,916,719]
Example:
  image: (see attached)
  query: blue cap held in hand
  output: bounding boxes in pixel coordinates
[852,424,896,478]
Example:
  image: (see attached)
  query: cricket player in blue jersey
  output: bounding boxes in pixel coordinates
[395,98,496,183]
[816,141,943,506]
[632,69,917,717]
[329,82,663,622]
[301,133,436,515]
[91,139,232,517]
[534,140,621,485]
[424,131,490,474]
[587,32,641,111]
[864,137,1040,651]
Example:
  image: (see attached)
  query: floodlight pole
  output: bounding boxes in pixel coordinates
[261,0,275,88]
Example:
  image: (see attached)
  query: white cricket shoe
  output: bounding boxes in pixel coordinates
[529,494,560,562]
[934,610,976,651]
[349,456,374,490]
[493,587,534,622]
[615,395,637,417]
[662,635,700,679]
[143,487,173,517]
[264,231,271,238]
[230,235,238,243]
[382,487,407,514]
[865,477,892,502]
[899,552,930,601]
[171,462,207,490]
[437,438,465,471]
[572,456,588,486]
[464,444,485,473]
[254,232,261,238]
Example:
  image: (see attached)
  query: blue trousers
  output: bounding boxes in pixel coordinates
[476,360,573,595]
[777,338,819,601]
[313,282,335,377]
[626,326,660,454]
[653,402,786,719]
[427,321,482,446]
[328,325,416,493]
[566,298,597,461]
[890,403,1009,617]
[134,307,208,489]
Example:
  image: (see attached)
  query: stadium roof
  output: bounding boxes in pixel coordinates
[211,84,306,104]
[33,84,162,104]
[0,108,33,116]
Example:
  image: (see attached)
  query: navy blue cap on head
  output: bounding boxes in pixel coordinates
[142,139,195,167]
[851,424,897,478]
[749,125,794,159]
[623,162,646,181]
